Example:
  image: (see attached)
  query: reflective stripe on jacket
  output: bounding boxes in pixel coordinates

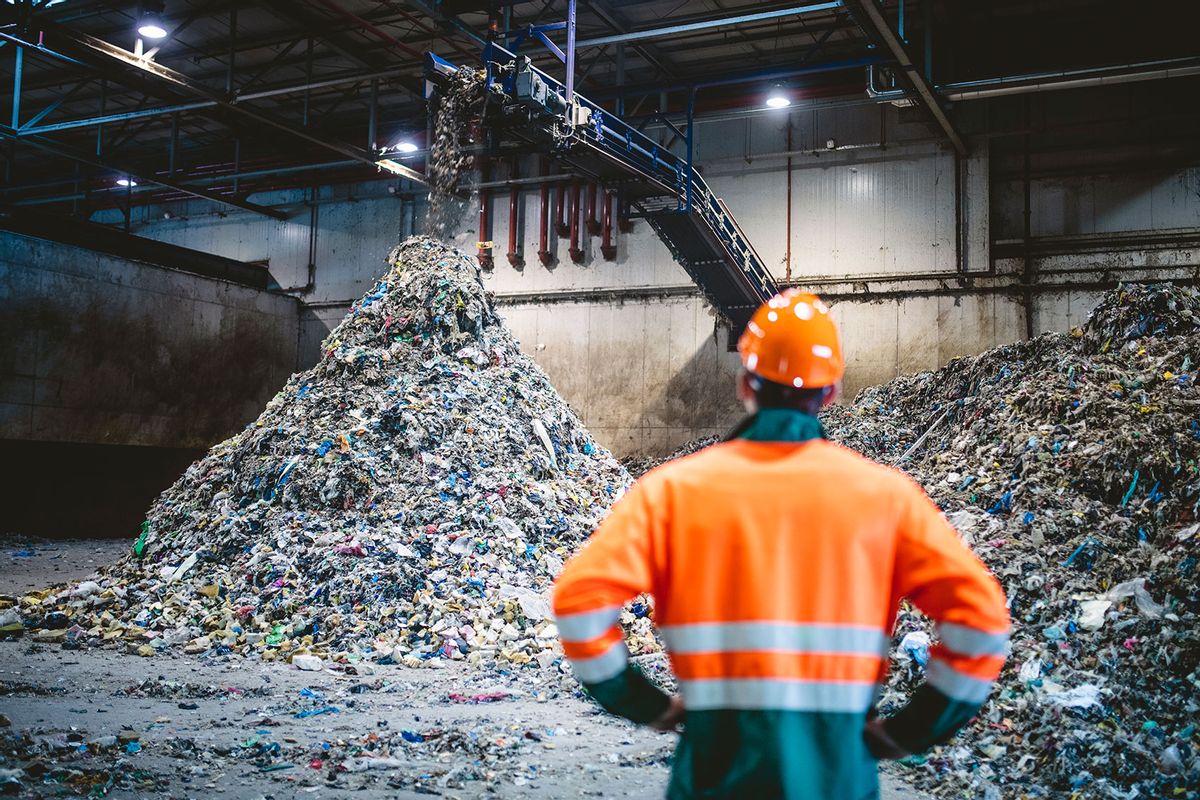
[553,409,1010,799]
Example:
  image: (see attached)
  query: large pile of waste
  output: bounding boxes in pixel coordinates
[13,237,629,670]
[828,284,1200,799]
[626,285,1200,798]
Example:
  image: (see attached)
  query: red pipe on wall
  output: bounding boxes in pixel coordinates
[601,189,616,260]
[568,182,583,263]
[506,185,524,269]
[538,183,553,266]
[554,183,568,236]
[477,159,492,272]
[585,182,600,235]
[477,179,493,270]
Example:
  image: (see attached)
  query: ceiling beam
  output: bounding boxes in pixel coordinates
[17,66,419,135]
[584,0,678,80]
[0,124,291,220]
[14,23,427,183]
[575,1,842,48]
[841,0,968,155]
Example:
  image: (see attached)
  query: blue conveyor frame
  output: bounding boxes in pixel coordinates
[425,44,778,330]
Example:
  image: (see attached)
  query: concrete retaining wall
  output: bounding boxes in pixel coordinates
[0,232,299,449]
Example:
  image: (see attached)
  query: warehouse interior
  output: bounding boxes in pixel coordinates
[1,1,1198,798]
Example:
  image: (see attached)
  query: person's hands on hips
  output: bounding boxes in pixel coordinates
[650,695,685,733]
[863,718,910,760]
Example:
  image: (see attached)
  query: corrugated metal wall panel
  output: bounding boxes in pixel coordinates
[787,144,954,278]
[996,166,1200,239]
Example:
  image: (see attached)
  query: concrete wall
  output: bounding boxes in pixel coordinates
[0,232,300,449]
[86,97,1200,457]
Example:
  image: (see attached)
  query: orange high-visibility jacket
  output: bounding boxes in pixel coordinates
[553,429,1010,798]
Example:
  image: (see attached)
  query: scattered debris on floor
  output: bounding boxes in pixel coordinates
[5,236,629,672]
[0,649,678,799]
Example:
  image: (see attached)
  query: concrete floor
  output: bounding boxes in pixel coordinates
[0,540,930,799]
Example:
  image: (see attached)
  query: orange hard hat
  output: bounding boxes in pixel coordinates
[737,290,844,388]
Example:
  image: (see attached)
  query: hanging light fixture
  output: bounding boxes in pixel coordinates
[116,177,138,188]
[137,1,168,40]
[395,140,420,154]
[765,85,791,109]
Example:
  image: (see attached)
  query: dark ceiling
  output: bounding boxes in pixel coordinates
[0,0,1197,220]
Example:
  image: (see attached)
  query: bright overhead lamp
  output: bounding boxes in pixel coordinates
[395,140,419,154]
[137,3,168,40]
[765,86,791,109]
[116,177,137,187]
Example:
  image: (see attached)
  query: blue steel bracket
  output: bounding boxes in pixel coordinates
[507,22,567,56]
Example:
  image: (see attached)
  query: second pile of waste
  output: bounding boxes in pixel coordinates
[16,236,629,670]
[642,284,1200,799]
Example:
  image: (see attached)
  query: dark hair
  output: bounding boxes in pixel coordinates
[749,374,828,415]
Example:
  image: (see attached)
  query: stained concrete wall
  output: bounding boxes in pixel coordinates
[0,232,300,449]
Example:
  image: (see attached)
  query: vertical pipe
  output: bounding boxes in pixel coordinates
[565,0,577,115]
[507,159,524,268]
[1022,96,1034,339]
[898,0,906,42]
[478,161,493,269]
[601,189,616,260]
[307,185,319,291]
[585,182,599,235]
[11,45,22,130]
[538,182,552,265]
[615,44,625,117]
[226,6,238,95]
[923,0,933,81]
[478,188,492,268]
[685,89,695,211]
[168,113,178,177]
[568,181,583,263]
[95,79,106,157]
[303,38,313,127]
[554,183,567,236]
[233,137,241,195]
[954,150,963,273]
[123,176,131,234]
[785,118,792,281]
[538,157,553,266]
[368,78,378,151]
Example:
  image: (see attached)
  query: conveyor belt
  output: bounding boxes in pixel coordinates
[425,45,778,331]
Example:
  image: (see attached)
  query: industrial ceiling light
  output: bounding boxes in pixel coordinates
[395,140,420,154]
[116,177,137,187]
[765,85,791,109]
[137,2,168,40]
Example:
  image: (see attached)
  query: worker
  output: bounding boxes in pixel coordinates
[552,290,1010,799]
